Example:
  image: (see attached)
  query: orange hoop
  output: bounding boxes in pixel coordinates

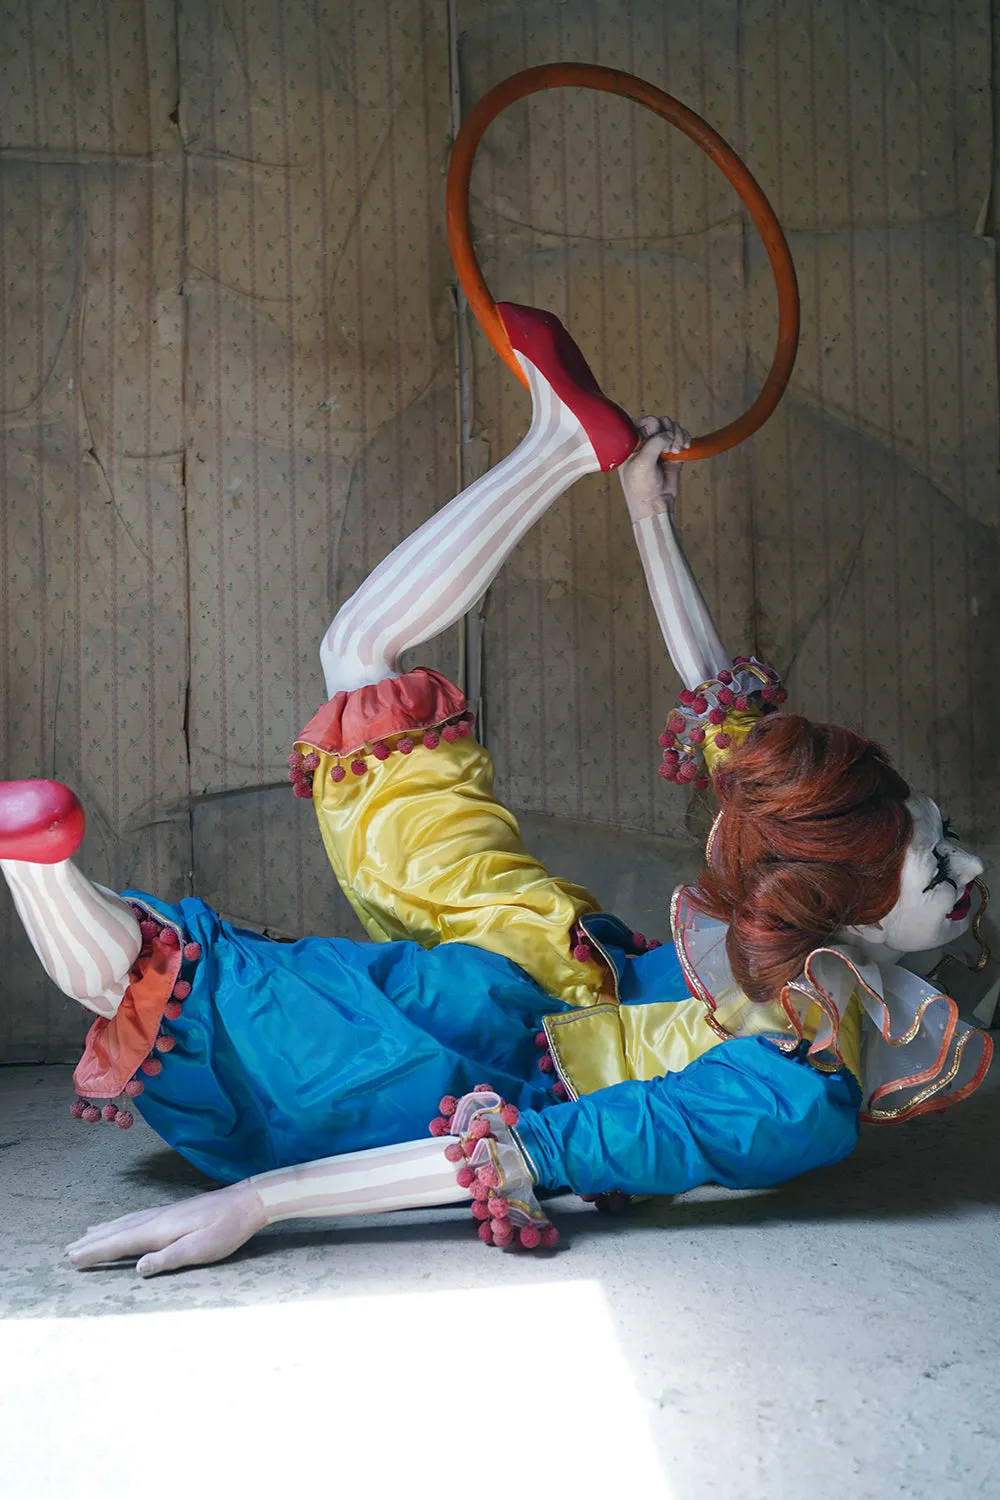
[447,64,800,461]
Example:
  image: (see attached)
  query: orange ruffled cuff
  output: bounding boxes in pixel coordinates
[296,668,468,758]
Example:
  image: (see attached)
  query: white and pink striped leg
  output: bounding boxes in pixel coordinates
[321,354,609,697]
[1,857,140,1018]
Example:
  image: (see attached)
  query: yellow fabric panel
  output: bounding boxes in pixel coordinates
[545,996,725,1099]
[620,996,727,1079]
[304,736,609,1009]
[703,707,763,777]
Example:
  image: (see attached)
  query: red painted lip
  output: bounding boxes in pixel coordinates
[947,884,974,922]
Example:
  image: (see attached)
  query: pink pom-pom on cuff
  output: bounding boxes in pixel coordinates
[491,1222,515,1247]
[438,1095,458,1117]
[155,1034,176,1054]
[114,1110,134,1130]
[473,1083,493,1093]
[534,1031,548,1049]
[666,712,686,736]
[676,761,698,784]
[183,941,202,963]
[690,694,709,715]
[303,753,321,771]
[287,752,304,769]
[572,943,592,963]
[456,1166,475,1189]
[467,1117,491,1140]
[139,920,159,941]
[293,782,313,798]
[478,1220,495,1242]
[441,724,460,742]
[538,1054,555,1074]
[372,741,391,761]
[350,758,368,776]
[471,1200,491,1222]
[102,1103,118,1122]
[707,707,726,726]
[141,1058,162,1077]
[658,730,676,749]
[444,1142,464,1163]
[164,1001,183,1021]
[125,1078,144,1097]
[718,669,733,685]
[423,730,440,749]
[714,732,732,750]
[487,1196,509,1220]
[476,1165,500,1190]
[330,764,347,783]
[553,1081,569,1101]
[734,695,750,712]
[397,737,414,755]
[716,686,735,708]
[677,689,695,706]
[172,980,191,1000]
[500,1104,520,1126]
[428,1116,450,1137]
[82,1105,101,1123]
[518,1226,541,1249]
[160,927,179,948]
[70,1098,86,1119]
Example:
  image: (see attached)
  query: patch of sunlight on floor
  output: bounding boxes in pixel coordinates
[0,1279,671,1499]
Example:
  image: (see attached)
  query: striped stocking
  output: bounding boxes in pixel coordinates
[321,353,603,697]
[0,857,140,1018]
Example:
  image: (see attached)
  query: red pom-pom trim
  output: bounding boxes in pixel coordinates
[350,758,368,776]
[428,1116,450,1136]
[438,1095,458,1117]
[397,737,414,755]
[141,1057,162,1077]
[518,1226,541,1249]
[82,1105,101,1123]
[423,731,440,749]
[183,941,202,962]
[125,1078,144,1097]
[164,1001,183,1021]
[690,694,709,715]
[172,980,191,1000]
[538,1054,555,1074]
[372,741,391,761]
[330,765,347,783]
[500,1103,520,1126]
[441,724,460,742]
[293,782,313,798]
[114,1109,134,1130]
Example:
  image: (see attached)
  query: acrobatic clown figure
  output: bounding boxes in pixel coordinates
[0,304,990,1274]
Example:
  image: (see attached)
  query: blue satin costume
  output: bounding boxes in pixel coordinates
[128,890,861,1195]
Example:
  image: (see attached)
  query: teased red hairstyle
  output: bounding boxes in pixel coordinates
[690,714,912,1004]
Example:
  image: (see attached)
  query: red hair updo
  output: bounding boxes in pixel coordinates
[690,714,912,1005]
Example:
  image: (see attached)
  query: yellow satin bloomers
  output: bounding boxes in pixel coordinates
[295,673,610,1012]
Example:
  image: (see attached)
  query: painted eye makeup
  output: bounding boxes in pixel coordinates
[923,847,958,896]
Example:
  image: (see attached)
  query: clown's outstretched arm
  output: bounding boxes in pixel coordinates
[67,1052,859,1278]
[618,416,731,690]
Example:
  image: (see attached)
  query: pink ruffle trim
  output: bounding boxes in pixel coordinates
[296,669,469,758]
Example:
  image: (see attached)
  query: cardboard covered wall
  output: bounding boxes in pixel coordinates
[0,0,996,1060]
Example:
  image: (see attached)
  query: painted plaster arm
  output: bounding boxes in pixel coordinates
[66,1138,469,1277]
[619,417,732,691]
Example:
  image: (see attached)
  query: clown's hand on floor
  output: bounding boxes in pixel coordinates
[618,415,691,521]
[66,1182,268,1277]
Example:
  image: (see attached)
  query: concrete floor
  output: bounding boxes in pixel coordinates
[2,1060,999,1500]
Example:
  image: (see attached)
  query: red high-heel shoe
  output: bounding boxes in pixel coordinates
[0,780,85,863]
[497,303,640,472]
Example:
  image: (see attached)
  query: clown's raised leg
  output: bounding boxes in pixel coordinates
[0,782,139,1019]
[0,303,641,1032]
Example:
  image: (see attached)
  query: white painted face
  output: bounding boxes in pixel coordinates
[844,795,984,960]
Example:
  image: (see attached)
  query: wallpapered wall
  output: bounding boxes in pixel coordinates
[0,0,996,1059]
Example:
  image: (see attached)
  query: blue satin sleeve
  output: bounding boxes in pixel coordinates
[515,1037,862,1196]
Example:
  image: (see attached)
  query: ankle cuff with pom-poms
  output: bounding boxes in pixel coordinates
[658,658,787,790]
[289,714,475,798]
[430,1089,559,1251]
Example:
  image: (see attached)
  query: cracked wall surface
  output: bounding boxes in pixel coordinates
[0,0,997,1059]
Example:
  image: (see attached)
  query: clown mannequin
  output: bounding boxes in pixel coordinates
[0,306,990,1275]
